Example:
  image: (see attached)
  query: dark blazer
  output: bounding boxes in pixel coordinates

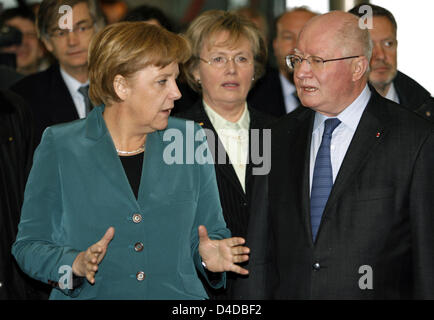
[10,64,79,145]
[247,66,287,117]
[173,81,199,115]
[177,101,276,299]
[0,90,50,299]
[0,65,24,90]
[393,71,433,121]
[269,88,434,299]
[417,98,434,122]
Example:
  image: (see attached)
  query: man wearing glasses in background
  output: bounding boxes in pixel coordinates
[11,0,105,145]
[268,11,434,299]
[349,3,433,121]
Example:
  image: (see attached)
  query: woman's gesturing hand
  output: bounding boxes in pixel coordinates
[72,227,115,284]
[198,225,250,275]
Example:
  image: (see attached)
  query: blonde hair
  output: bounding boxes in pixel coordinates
[182,10,267,93]
[88,21,191,105]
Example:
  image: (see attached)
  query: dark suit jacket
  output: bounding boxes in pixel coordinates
[176,101,276,299]
[417,98,434,122]
[393,71,433,121]
[0,90,50,299]
[10,64,79,145]
[0,65,24,90]
[172,81,199,115]
[247,66,287,117]
[269,88,434,299]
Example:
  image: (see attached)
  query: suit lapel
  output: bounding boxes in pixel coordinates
[321,91,391,223]
[188,102,246,196]
[274,109,315,245]
[245,107,273,197]
[48,65,80,124]
[295,112,316,245]
[137,129,170,207]
[245,107,261,196]
[274,71,287,117]
[85,106,139,206]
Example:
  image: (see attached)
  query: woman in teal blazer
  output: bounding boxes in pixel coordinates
[12,22,250,300]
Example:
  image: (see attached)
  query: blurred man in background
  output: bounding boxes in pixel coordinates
[349,3,433,121]
[0,6,45,75]
[248,7,317,117]
[11,0,105,145]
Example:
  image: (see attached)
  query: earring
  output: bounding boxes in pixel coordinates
[196,79,201,85]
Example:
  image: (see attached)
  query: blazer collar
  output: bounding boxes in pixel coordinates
[189,101,247,196]
[83,104,171,208]
[85,104,108,141]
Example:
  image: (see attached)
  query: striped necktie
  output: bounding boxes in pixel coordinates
[310,118,341,241]
[78,85,92,116]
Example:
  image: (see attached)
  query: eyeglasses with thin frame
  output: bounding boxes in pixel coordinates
[197,55,253,68]
[49,20,95,39]
[286,54,361,72]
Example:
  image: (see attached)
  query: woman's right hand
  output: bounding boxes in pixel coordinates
[71,227,115,284]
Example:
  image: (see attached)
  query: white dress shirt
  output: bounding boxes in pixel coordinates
[203,101,250,193]
[309,85,372,193]
[60,68,89,119]
[279,73,299,114]
[384,82,400,104]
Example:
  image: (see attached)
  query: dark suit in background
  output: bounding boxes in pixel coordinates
[0,90,49,299]
[0,65,24,90]
[269,90,434,299]
[393,71,433,121]
[172,81,199,115]
[247,66,287,117]
[11,64,79,145]
[417,97,434,122]
[177,101,275,299]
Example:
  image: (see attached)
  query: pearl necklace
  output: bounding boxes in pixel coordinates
[116,144,145,155]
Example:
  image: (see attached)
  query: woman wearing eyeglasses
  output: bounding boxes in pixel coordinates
[177,10,276,300]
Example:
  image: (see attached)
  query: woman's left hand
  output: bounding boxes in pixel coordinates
[198,225,250,275]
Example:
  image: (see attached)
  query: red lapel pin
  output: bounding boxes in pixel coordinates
[376,132,381,138]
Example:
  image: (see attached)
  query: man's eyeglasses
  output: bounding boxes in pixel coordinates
[49,20,95,39]
[286,54,361,72]
[197,55,253,68]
